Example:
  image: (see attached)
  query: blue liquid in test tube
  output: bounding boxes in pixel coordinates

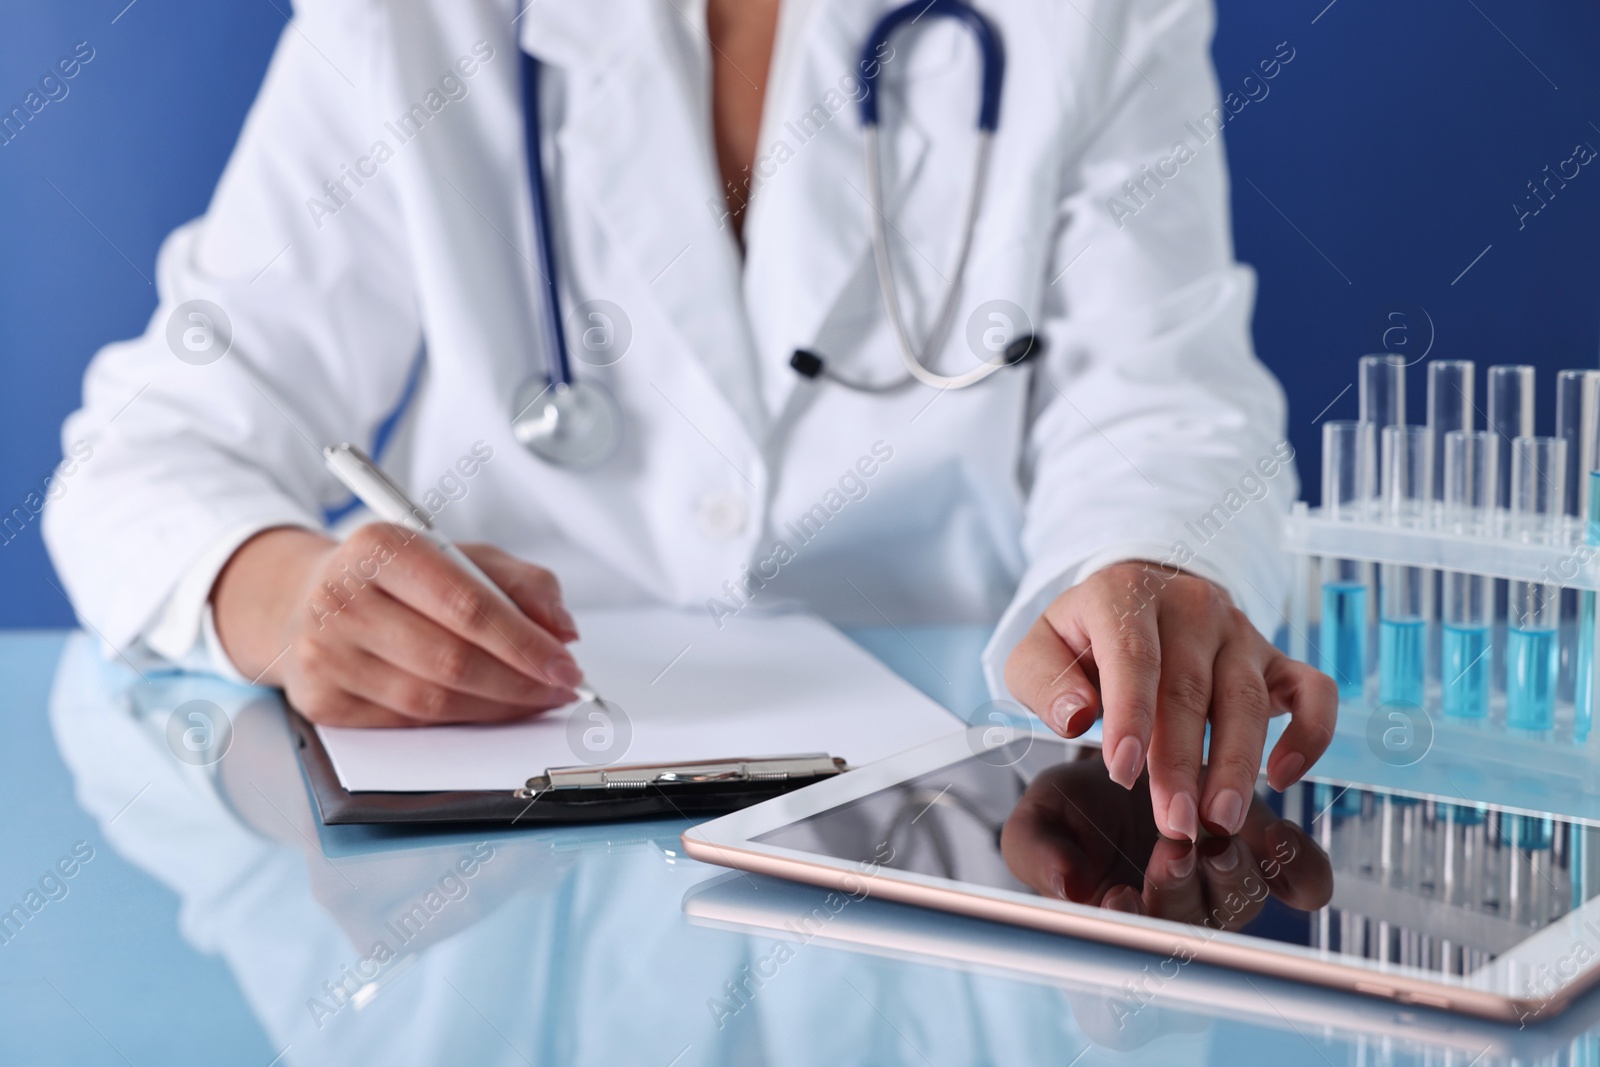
[1558,373,1600,741]
[1379,617,1427,705]
[1506,627,1560,730]
[1319,421,1374,702]
[1320,581,1367,698]
[1579,468,1600,741]
[1441,623,1491,718]
[1378,425,1432,708]
[1506,437,1566,733]
[1439,416,1495,720]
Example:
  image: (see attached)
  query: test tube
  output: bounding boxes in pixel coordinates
[1442,430,1496,718]
[1507,436,1566,731]
[1487,365,1536,508]
[1585,469,1600,742]
[1360,354,1407,431]
[1427,360,1475,501]
[1556,370,1600,519]
[1321,421,1375,698]
[1379,425,1433,707]
[1558,371,1600,739]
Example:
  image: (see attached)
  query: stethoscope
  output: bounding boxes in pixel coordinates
[510,0,1036,469]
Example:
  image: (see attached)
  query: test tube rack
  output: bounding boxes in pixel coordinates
[1284,500,1600,796]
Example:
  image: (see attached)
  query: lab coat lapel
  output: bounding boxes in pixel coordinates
[518,2,770,444]
[742,0,930,419]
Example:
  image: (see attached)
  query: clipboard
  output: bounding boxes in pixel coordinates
[289,710,849,825]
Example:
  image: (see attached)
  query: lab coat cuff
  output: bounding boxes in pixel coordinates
[144,516,318,677]
[979,542,1258,704]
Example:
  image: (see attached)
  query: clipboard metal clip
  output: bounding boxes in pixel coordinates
[518,754,846,798]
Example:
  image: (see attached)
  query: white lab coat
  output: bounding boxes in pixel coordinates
[43,0,1293,699]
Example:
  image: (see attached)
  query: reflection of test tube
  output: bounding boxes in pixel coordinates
[1427,360,1475,501]
[1488,366,1537,508]
[1380,426,1433,706]
[1321,421,1375,698]
[1507,436,1566,731]
[1558,370,1600,740]
[1442,431,1496,718]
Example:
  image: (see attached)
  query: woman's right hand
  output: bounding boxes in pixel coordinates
[211,524,584,726]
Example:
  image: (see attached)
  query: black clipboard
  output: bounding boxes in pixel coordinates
[288,711,847,826]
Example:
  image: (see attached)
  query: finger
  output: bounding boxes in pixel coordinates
[1196,837,1268,931]
[1101,885,1145,915]
[352,525,582,689]
[1063,591,1160,789]
[337,649,577,725]
[289,685,422,728]
[334,586,578,706]
[1198,639,1273,836]
[1140,839,1206,924]
[1003,616,1101,737]
[1146,614,1221,842]
[1261,654,1339,791]
[462,544,579,642]
[1254,820,1334,911]
[1000,793,1102,901]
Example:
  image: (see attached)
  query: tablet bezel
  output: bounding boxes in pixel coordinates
[682,726,1600,1023]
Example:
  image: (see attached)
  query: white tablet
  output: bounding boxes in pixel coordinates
[682,729,1600,1022]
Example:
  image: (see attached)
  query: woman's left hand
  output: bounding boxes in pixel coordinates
[1003,561,1337,841]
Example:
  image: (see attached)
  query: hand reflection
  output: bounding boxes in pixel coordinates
[1001,758,1333,931]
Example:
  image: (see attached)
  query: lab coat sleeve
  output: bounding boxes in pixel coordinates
[42,0,423,661]
[982,0,1296,698]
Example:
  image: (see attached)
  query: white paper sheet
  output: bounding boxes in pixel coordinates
[315,608,965,792]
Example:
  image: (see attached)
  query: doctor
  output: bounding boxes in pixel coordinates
[44,0,1334,842]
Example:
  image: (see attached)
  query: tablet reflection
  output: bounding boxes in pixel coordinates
[999,757,1333,932]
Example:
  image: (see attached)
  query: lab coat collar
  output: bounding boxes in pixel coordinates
[516,0,933,433]
[517,0,771,444]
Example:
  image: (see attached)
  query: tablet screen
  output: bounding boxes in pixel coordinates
[755,737,1599,980]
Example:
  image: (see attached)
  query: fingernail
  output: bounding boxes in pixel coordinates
[547,657,583,688]
[1048,871,1067,900]
[553,604,579,639]
[1165,847,1196,881]
[1207,843,1240,873]
[1108,736,1143,788]
[1103,887,1142,914]
[1269,752,1306,791]
[1165,793,1198,842]
[1207,789,1246,836]
[1048,695,1082,733]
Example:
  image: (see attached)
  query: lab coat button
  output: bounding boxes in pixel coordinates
[696,492,748,540]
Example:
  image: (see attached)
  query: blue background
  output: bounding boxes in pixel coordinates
[1,0,1597,628]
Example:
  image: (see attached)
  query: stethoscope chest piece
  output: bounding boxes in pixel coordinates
[511,378,622,470]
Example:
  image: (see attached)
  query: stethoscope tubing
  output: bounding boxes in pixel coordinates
[865,125,1002,391]
[521,52,573,390]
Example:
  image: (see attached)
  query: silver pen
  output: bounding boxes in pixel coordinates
[323,442,602,705]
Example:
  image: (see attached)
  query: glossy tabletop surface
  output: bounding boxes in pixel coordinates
[6,625,1600,1067]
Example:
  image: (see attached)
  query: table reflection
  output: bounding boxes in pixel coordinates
[54,630,1600,1066]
